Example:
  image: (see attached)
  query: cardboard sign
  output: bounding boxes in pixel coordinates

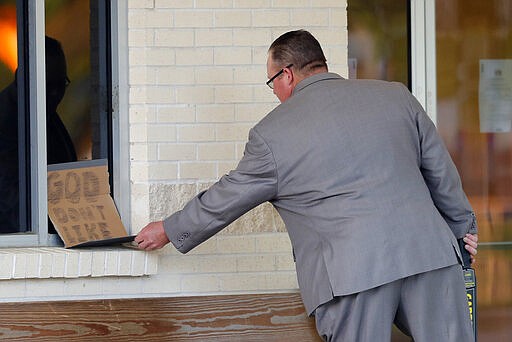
[47,159,135,248]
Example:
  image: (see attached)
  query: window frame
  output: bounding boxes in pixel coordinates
[0,0,128,247]
[110,0,130,231]
[410,0,437,122]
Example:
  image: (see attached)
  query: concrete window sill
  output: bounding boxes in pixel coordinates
[0,247,158,280]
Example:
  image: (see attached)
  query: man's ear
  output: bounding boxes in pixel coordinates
[283,67,294,87]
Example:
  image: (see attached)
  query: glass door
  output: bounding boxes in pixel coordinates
[435,0,512,339]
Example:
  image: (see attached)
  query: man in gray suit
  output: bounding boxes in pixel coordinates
[136,30,478,341]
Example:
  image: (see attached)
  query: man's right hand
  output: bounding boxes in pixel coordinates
[135,221,170,251]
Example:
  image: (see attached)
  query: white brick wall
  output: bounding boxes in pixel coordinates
[0,247,158,302]
[0,248,157,281]
[128,0,348,299]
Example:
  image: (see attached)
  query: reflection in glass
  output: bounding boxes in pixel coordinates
[436,0,512,243]
[0,0,111,235]
[435,0,512,339]
[348,0,409,87]
[44,36,78,234]
[45,0,112,232]
[45,0,110,163]
[0,0,28,233]
[0,1,17,89]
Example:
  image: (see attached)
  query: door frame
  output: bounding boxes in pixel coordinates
[410,0,437,124]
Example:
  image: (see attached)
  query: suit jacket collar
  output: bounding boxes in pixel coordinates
[292,72,344,95]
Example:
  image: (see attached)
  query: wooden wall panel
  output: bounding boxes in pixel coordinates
[1,292,508,341]
[0,293,322,341]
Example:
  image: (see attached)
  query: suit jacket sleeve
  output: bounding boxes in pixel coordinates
[163,128,278,253]
[400,85,477,238]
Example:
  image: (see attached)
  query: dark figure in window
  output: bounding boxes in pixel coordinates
[0,36,77,234]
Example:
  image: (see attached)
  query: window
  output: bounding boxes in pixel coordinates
[435,0,512,243]
[432,1,512,336]
[347,0,410,87]
[0,0,113,246]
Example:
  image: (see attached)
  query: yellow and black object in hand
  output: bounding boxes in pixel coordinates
[458,238,477,341]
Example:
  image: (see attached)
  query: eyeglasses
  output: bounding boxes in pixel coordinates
[266,64,293,89]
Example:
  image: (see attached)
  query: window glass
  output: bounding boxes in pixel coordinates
[0,0,29,234]
[347,0,410,87]
[45,0,111,164]
[435,0,512,335]
[436,0,512,243]
[0,1,17,90]
[0,0,112,241]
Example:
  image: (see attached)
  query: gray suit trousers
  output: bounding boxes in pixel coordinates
[314,264,474,342]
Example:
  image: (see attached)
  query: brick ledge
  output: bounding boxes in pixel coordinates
[0,247,158,279]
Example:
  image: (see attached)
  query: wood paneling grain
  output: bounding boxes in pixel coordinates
[0,293,322,341]
[2,292,508,341]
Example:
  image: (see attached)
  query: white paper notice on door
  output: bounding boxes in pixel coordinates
[479,59,512,133]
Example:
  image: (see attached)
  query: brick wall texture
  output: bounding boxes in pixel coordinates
[128,0,348,296]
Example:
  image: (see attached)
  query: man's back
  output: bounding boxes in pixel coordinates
[253,73,470,314]
[136,29,478,341]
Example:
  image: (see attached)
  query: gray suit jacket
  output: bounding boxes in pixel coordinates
[164,73,477,315]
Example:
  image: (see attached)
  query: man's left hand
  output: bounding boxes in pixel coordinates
[463,233,478,264]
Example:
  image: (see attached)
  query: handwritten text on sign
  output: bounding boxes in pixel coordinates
[47,163,127,247]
